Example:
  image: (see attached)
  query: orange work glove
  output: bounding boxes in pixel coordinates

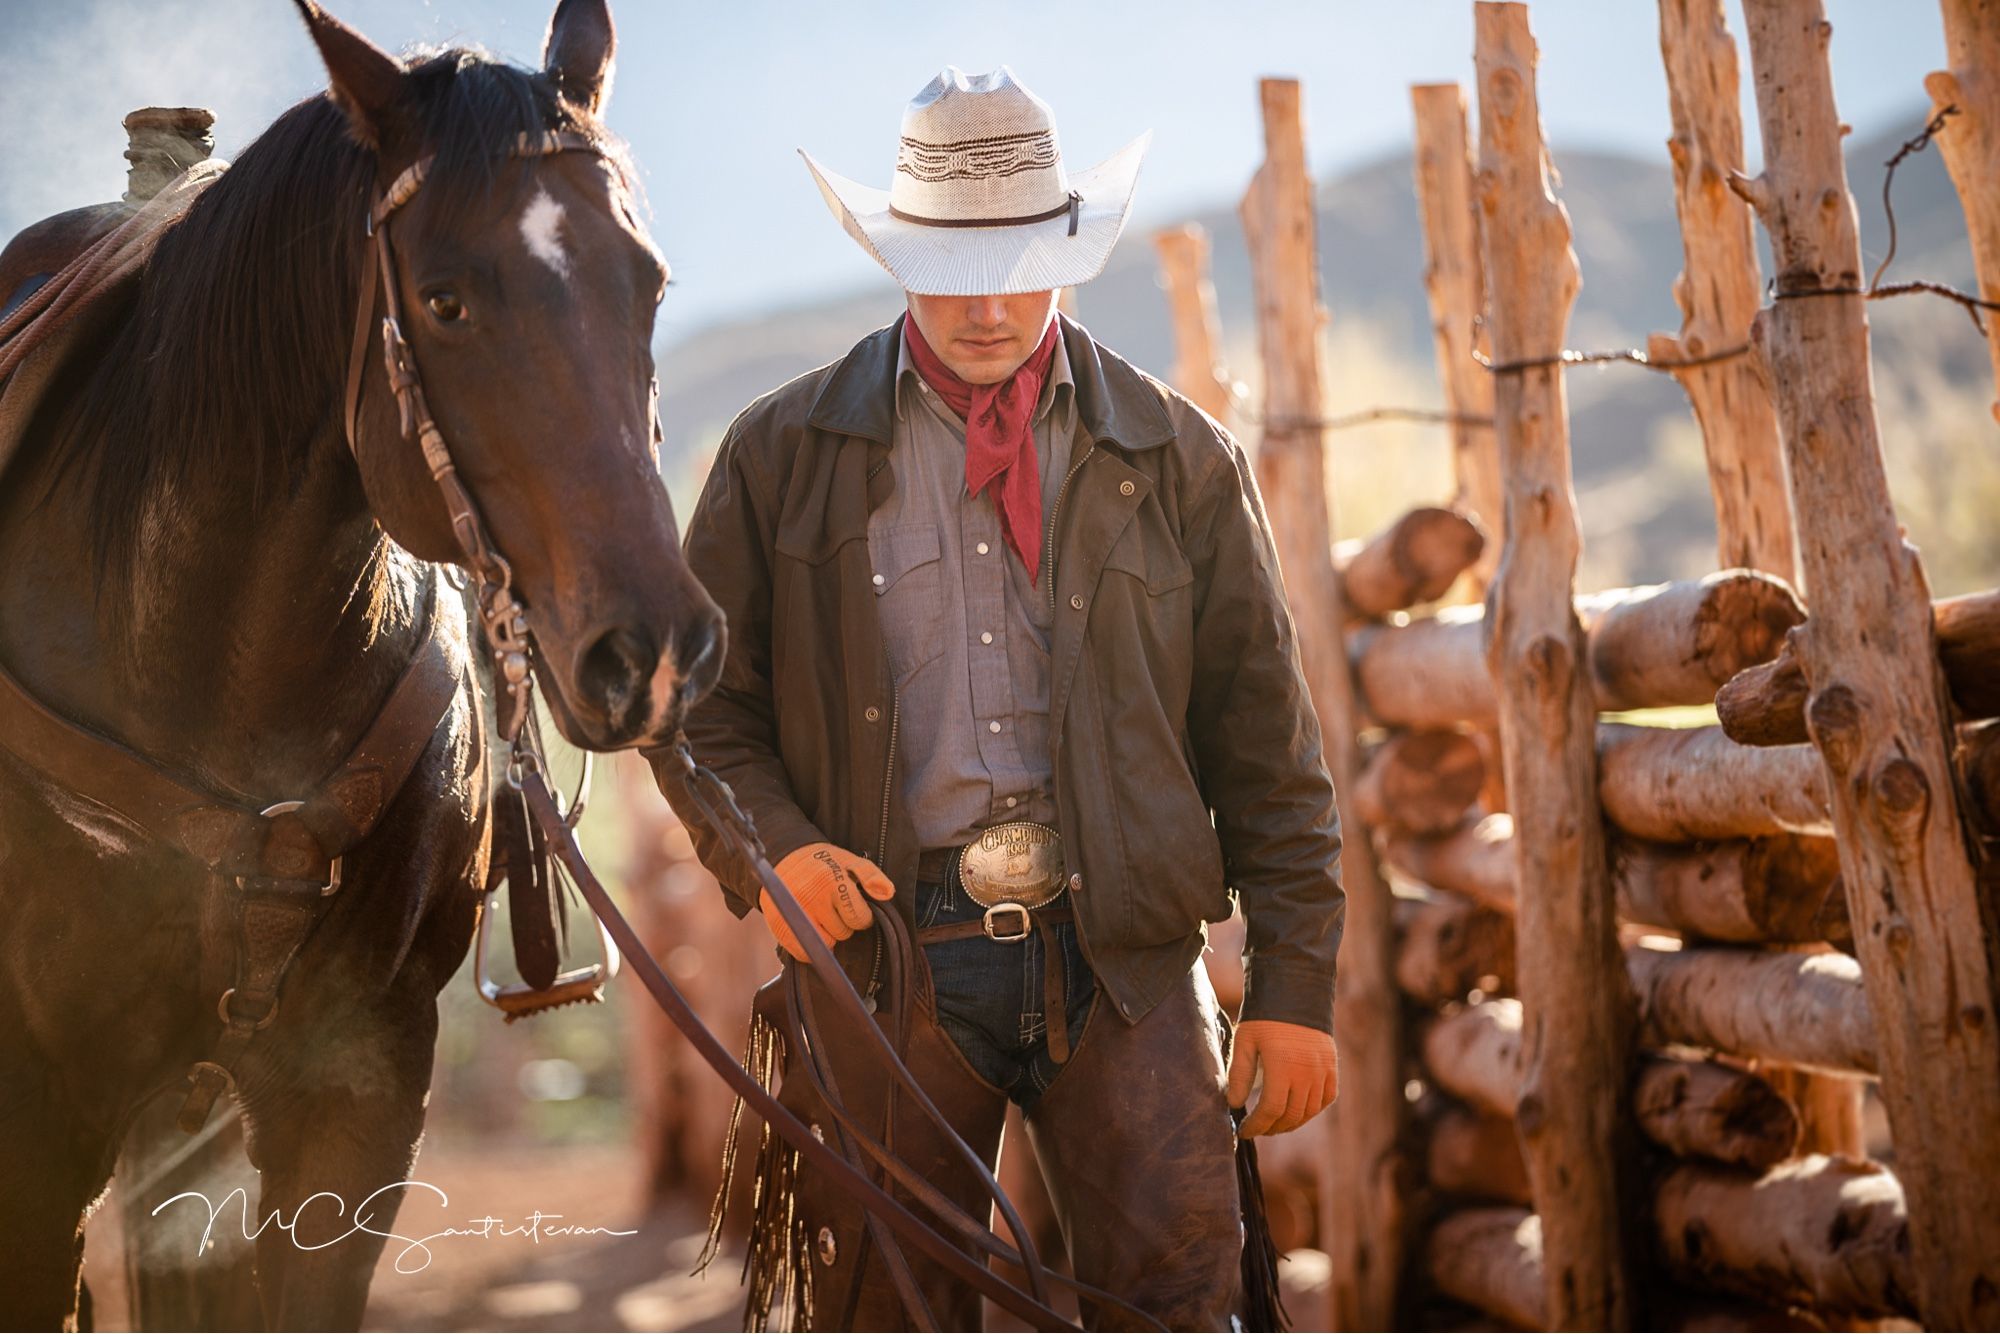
[761,842,896,961]
[1226,1019,1340,1137]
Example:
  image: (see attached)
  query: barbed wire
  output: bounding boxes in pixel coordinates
[1219,103,1999,429]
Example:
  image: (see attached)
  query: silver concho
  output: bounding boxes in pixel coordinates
[957,821,1065,909]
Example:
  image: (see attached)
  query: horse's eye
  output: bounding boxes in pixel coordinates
[426,291,465,323]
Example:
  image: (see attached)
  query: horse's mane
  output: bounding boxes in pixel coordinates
[50,45,614,589]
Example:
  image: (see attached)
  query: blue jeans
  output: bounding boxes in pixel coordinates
[915,875,1096,1110]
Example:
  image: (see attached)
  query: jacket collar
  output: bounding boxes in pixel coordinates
[807,310,1176,451]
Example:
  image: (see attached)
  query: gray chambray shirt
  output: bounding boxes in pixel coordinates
[866,322,1078,854]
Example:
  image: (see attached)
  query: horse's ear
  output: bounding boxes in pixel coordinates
[291,0,407,148]
[543,0,616,116]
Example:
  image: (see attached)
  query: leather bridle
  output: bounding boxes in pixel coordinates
[348,130,1169,1333]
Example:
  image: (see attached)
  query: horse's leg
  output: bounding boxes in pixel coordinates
[235,991,440,1333]
[0,1058,113,1329]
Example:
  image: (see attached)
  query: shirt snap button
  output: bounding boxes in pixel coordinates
[1070,593,1085,610]
[988,720,1001,734]
[980,631,994,645]
[864,705,882,722]
[976,541,990,555]
[871,573,884,587]
[1119,480,1136,496]
[1068,872,1083,892]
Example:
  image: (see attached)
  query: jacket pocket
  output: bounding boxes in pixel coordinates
[867,522,947,680]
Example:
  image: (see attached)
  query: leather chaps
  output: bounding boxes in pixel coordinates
[706,912,1262,1332]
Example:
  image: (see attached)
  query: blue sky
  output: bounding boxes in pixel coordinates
[0,1,1947,339]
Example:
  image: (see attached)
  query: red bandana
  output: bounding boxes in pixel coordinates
[903,315,1061,585]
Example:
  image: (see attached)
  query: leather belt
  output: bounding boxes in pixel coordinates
[915,901,1077,1065]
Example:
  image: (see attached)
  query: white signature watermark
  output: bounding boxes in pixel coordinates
[151,1181,638,1274]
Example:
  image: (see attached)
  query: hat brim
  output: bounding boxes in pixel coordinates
[800,133,1150,296]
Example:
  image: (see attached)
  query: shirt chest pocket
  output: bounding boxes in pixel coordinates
[868,522,948,680]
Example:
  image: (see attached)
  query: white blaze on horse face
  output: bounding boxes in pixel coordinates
[645,643,684,740]
[519,187,572,281]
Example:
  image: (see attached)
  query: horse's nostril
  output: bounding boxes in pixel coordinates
[677,614,724,700]
[577,626,654,720]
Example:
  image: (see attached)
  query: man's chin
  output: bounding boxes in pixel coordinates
[947,347,1026,384]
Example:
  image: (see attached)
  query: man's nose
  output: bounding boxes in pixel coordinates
[965,294,1008,327]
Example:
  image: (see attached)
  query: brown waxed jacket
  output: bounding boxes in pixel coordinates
[650,313,1345,1033]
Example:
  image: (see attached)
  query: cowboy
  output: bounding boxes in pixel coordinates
[653,67,1344,1331]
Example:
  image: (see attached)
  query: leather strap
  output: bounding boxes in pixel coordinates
[0,579,458,883]
[169,579,465,1130]
[520,771,1099,1332]
[177,880,330,1131]
[913,905,1073,944]
[1035,912,1072,1065]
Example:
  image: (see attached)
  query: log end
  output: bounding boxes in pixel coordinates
[1695,570,1808,687]
[1716,649,1810,747]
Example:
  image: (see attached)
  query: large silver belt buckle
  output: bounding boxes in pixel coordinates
[958,821,1064,911]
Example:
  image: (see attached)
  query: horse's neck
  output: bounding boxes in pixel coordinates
[0,420,426,806]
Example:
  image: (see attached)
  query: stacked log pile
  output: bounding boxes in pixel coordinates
[1154,1,2000,1326]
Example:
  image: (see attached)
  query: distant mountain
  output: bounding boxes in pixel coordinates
[655,106,1993,593]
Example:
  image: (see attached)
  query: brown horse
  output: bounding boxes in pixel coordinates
[0,0,720,1325]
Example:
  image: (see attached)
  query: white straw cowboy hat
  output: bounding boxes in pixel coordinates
[801,66,1150,296]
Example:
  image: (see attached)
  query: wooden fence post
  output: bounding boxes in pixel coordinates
[1927,0,2000,422]
[1411,82,1502,596]
[1153,224,1235,423]
[1241,76,1404,1331]
[1737,1,2000,1324]
[1474,5,1643,1326]
[1652,0,1799,584]
[1654,0,1858,1157]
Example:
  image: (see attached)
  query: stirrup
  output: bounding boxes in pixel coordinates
[473,889,622,1021]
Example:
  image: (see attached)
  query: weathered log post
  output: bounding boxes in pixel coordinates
[1354,729,1486,837]
[1428,1208,1547,1330]
[1737,4,2000,1320]
[1654,1156,1918,1319]
[1718,588,2000,744]
[1627,942,1878,1077]
[1411,82,1502,595]
[1381,812,1519,911]
[1652,0,1798,581]
[1426,1103,1533,1206]
[1152,224,1234,423]
[1632,1056,1801,1171]
[1927,0,2000,422]
[1350,572,1803,727]
[1337,507,1487,619]
[1394,895,1516,1004]
[1596,724,1831,841]
[1240,77,1402,1329]
[1411,80,1507,816]
[1474,6,1641,1323]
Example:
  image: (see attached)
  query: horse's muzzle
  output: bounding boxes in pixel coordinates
[569,606,724,749]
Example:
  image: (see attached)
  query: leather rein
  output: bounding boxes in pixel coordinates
[351,132,1166,1333]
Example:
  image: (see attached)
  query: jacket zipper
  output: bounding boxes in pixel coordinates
[874,683,900,867]
[1043,441,1097,968]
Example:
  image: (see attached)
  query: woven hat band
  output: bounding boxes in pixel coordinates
[888,191,1081,236]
